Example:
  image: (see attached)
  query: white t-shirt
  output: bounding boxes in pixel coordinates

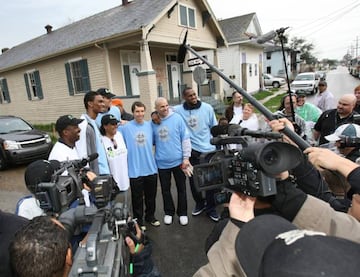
[49,141,80,161]
[229,106,243,124]
[240,114,259,131]
[16,197,44,219]
[102,132,130,191]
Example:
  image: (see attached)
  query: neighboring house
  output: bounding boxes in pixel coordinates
[0,0,226,123]
[217,13,265,98]
[263,45,301,81]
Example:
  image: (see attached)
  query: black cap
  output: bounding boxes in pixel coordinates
[24,160,60,193]
[236,214,360,276]
[97,88,116,99]
[101,114,119,126]
[55,115,83,133]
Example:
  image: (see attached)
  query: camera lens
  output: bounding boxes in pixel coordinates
[262,148,278,166]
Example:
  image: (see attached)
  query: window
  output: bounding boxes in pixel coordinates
[179,4,196,28]
[0,78,10,103]
[65,59,91,95]
[249,64,253,77]
[24,70,43,100]
[266,52,271,60]
[267,66,271,74]
[255,64,258,76]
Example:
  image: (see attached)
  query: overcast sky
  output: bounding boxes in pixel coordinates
[1,0,359,60]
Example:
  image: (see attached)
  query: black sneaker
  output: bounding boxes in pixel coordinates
[207,209,220,222]
[192,203,206,216]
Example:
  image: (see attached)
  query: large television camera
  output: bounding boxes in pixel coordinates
[192,125,304,197]
[25,153,117,213]
[25,154,136,277]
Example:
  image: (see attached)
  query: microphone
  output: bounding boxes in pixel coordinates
[81,153,99,167]
[177,30,188,63]
[256,30,277,44]
[211,125,229,137]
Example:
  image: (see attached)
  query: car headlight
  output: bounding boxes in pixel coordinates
[45,134,51,144]
[3,140,21,150]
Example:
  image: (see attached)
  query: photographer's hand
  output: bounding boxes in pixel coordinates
[229,192,256,223]
[304,147,359,177]
[125,223,145,254]
[269,118,298,146]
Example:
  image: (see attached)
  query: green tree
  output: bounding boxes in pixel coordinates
[288,37,317,65]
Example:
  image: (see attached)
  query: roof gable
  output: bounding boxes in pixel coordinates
[0,0,174,71]
[218,13,262,43]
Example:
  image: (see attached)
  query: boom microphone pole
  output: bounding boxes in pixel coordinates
[177,30,310,150]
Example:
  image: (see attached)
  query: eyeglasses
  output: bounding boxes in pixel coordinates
[111,138,117,149]
[318,84,325,86]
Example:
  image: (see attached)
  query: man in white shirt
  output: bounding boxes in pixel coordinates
[313,81,336,112]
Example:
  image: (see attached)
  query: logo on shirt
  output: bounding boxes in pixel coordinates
[136,131,146,146]
[187,115,198,130]
[158,126,169,142]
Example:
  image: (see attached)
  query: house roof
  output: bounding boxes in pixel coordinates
[264,45,293,53]
[218,13,259,44]
[0,0,175,71]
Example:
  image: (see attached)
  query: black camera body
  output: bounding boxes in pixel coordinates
[193,126,303,197]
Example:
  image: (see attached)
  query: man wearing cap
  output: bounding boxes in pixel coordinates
[313,80,336,112]
[95,88,121,127]
[49,115,84,161]
[112,98,134,122]
[324,123,360,162]
[313,94,358,145]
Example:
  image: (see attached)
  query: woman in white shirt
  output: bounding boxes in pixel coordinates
[240,103,259,131]
[100,114,129,192]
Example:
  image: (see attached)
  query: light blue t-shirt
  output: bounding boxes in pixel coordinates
[119,120,157,178]
[152,112,190,169]
[95,106,121,127]
[174,101,217,153]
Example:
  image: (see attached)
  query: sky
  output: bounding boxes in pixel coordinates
[0,0,359,60]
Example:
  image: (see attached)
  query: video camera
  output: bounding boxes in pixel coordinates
[25,153,117,213]
[192,124,303,198]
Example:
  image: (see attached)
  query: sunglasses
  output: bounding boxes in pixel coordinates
[111,138,118,149]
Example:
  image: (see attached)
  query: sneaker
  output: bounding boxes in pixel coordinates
[207,209,220,222]
[192,203,206,216]
[140,225,147,231]
[164,215,173,225]
[149,219,161,227]
[179,216,188,226]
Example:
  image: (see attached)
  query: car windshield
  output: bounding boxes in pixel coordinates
[295,74,314,81]
[0,117,33,134]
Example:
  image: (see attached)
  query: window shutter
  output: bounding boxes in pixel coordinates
[80,59,91,92]
[123,65,132,96]
[2,79,10,103]
[34,71,43,99]
[24,74,32,100]
[65,63,74,95]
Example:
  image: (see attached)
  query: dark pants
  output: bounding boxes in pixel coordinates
[130,174,158,224]
[189,150,216,212]
[158,165,187,216]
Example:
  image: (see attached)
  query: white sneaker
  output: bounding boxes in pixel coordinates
[164,215,173,225]
[179,216,188,226]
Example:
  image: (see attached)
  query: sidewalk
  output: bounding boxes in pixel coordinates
[259,86,288,104]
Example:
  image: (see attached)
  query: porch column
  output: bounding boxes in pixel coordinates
[212,49,223,100]
[138,40,157,118]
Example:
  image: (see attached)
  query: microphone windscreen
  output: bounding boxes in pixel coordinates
[177,30,188,63]
[256,30,277,44]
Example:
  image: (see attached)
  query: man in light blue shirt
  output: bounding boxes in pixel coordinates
[152,97,191,226]
[120,101,160,229]
[174,87,219,222]
[95,88,121,127]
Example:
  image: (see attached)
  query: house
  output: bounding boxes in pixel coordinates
[217,13,265,99]
[0,0,226,123]
[263,45,301,80]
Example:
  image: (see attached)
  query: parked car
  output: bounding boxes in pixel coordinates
[315,71,326,81]
[263,74,286,88]
[0,115,52,170]
[290,72,320,95]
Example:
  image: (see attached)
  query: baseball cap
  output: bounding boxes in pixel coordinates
[101,114,119,126]
[236,214,360,277]
[112,98,123,107]
[24,160,60,193]
[55,115,83,133]
[325,123,360,142]
[97,88,116,99]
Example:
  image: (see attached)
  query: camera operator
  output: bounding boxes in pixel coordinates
[9,215,160,277]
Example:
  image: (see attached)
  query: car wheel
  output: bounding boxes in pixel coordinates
[0,154,7,170]
[272,82,280,88]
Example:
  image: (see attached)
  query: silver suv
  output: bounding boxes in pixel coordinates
[290,72,319,95]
